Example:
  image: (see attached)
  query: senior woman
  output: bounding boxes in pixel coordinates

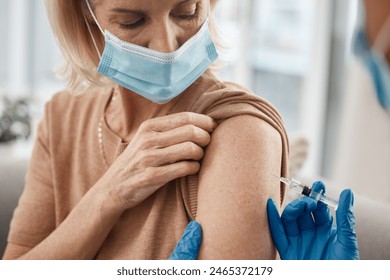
[3,0,288,260]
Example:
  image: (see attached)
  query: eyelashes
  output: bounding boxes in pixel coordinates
[118,4,201,30]
[119,19,145,30]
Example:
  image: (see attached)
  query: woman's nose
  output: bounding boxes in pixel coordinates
[147,22,179,53]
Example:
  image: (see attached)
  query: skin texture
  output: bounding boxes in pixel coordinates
[196,115,281,259]
[3,0,281,259]
[364,0,390,63]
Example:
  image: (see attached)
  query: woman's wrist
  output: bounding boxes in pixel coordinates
[91,177,128,217]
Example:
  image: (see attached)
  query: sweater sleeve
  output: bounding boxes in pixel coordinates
[7,102,56,248]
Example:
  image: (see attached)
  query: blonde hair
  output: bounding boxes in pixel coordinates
[44,0,224,94]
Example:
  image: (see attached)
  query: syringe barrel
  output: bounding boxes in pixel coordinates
[318,195,339,209]
[310,190,339,209]
[279,177,339,209]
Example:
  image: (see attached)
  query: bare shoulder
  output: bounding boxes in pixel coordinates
[196,115,282,259]
[213,114,282,149]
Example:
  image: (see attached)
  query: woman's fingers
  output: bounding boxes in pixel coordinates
[109,112,217,210]
[141,112,218,133]
[131,113,216,168]
[134,142,204,168]
[145,124,212,149]
[147,161,201,185]
[152,142,205,166]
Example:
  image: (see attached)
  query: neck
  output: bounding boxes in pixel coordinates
[105,71,211,142]
[109,86,180,141]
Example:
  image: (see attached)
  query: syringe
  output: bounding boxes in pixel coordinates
[279,177,339,209]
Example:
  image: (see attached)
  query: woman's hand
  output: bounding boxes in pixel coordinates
[97,112,217,211]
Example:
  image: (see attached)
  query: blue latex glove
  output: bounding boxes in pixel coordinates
[169,220,202,260]
[267,181,359,260]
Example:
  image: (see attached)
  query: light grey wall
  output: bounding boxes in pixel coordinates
[321,0,356,177]
[0,1,10,89]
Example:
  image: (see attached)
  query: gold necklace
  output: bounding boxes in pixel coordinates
[98,93,117,169]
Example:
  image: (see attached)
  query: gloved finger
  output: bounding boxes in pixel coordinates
[297,196,317,230]
[267,198,288,256]
[168,220,202,260]
[281,198,316,236]
[335,189,359,258]
[311,181,332,226]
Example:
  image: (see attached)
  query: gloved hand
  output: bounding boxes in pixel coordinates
[267,181,359,260]
[169,220,202,260]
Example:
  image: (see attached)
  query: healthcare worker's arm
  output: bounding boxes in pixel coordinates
[195,115,282,259]
[267,181,359,260]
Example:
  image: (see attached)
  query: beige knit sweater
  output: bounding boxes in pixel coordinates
[7,71,288,259]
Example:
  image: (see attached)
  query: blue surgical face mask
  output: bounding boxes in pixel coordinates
[84,0,218,104]
[354,1,390,112]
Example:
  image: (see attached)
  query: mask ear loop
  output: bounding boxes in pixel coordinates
[83,0,105,59]
[85,0,104,34]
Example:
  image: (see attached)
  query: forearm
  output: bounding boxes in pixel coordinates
[6,186,123,260]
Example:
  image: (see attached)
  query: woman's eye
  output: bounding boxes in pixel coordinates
[119,18,145,30]
[173,5,199,21]
[174,10,199,22]
[176,14,197,20]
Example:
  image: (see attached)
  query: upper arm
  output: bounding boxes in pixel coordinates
[196,115,282,259]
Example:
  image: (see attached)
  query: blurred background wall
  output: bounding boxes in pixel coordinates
[0,0,357,177]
